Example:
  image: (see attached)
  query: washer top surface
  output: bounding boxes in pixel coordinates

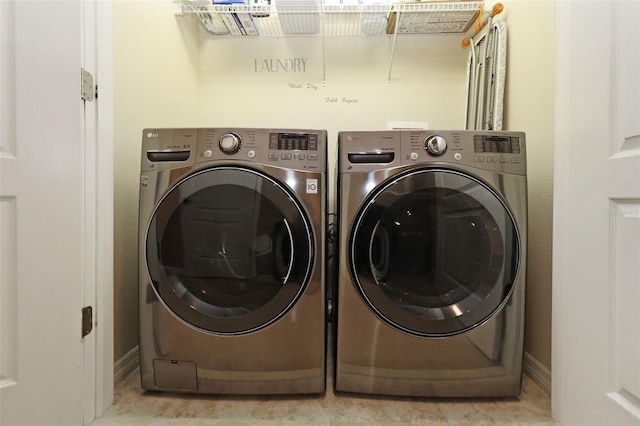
[141,127,327,173]
[338,130,526,175]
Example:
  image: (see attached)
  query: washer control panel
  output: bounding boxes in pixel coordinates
[265,132,320,162]
[142,128,327,172]
[141,128,197,172]
[199,128,326,171]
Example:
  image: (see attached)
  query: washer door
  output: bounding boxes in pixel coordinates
[350,168,519,337]
[146,166,313,335]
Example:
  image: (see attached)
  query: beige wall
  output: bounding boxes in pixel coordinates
[113,0,201,360]
[197,35,469,206]
[113,0,555,377]
[500,0,555,371]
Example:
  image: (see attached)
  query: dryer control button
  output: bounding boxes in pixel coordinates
[204,150,213,158]
[219,133,241,154]
[410,152,419,161]
[425,136,447,156]
[454,153,462,161]
[247,150,256,158]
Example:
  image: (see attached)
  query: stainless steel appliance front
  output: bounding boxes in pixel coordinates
[335,130,527,397]
[139,128,327,394]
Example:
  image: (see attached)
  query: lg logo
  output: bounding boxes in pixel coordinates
[147,132,159,138]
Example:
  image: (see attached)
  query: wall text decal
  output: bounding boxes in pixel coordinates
[285,82,360,104]
[325,97,359,105]
[254,58,308,73]
[288,82,318,90]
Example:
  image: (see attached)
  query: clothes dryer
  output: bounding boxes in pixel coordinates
[139,128,327,394]
[335,130,527,397]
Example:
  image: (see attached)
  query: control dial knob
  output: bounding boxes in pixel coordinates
[219,133,241,154]
[425,135,447,156]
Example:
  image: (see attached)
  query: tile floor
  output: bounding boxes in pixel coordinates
[94,369,556,425]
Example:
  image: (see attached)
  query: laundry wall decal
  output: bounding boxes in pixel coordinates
[254,57,308,73]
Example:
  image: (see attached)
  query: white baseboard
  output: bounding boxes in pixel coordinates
[114,345,139,386]
[523,351,551,395]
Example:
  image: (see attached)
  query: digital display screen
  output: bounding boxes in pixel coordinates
[269,133,318,150]
[474,136,521,154]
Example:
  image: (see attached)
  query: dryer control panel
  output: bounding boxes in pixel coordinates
[339,130,526,176]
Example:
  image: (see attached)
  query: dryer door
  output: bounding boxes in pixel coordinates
[350,168,520,337]
[146,166,313,335]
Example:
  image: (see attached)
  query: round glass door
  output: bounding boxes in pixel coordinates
[146,166,313,335]
[350,168,519,337]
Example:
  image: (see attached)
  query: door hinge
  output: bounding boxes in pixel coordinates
[81,68,95,102]
[82,306,93,338]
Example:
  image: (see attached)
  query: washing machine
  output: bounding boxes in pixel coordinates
[139,128,327,394]
[335,130,527,397]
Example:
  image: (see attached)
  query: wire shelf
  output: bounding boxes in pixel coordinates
[178,1,482,37]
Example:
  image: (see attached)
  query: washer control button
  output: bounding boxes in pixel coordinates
[410,152,419,161]
[204,150,213,158]
[219,133,241,154]
[247,150,256,159]
[454,153,462,161]
[425,136,447,156]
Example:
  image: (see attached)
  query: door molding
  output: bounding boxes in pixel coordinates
[551,1,572,420]
[93,0,114,421]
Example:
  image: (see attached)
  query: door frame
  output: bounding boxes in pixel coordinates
[91,0,114,421]
[551,1,572,417]
[1,0,113,423]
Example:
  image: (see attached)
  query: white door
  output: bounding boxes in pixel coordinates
[553,1,640,425]
[1,1,99,424]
